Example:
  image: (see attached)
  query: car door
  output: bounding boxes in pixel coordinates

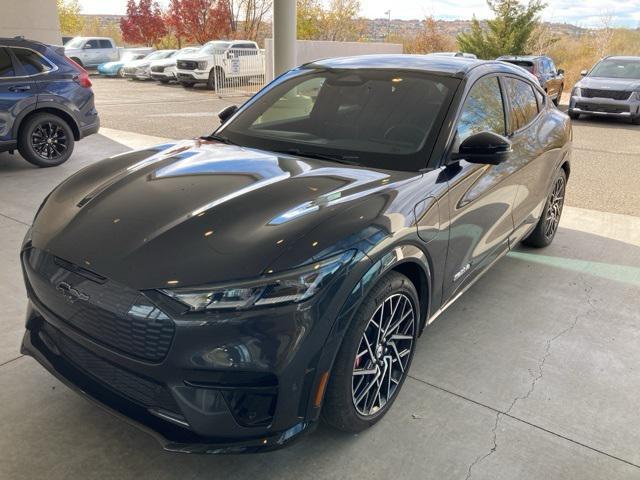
[503,76,560,242]
[97,40,115,64]
[439,74,517,302]
[82,39,100,66]
[0,47,36,143]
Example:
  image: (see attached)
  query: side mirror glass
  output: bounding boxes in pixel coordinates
[218,105,238,124]
[557,68,564,75]
[451,131,512,165]
[83,44,91,49]
[580,69,588,77]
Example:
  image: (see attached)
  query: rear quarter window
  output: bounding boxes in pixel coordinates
[503,77,539,131]
[0,48,15,77]
[11,48,52,75]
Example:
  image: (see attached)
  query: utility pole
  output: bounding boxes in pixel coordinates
[385,10,391,39]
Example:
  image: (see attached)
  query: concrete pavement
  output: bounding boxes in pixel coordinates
[1,129,640,479]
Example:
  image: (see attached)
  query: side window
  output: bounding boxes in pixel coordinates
[547,58,557,74]
[534,88,545,109]
[11,48,51,75]
[457,76,506,142]
[84,40,98,49]
[0,48,15,77]
[253,76,326,125]
[98,40,112,49]
[503,77,539,131]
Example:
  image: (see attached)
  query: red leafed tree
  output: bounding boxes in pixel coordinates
[120,0,167,46]
[165,0,232,45]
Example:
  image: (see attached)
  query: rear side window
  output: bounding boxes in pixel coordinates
[457,76,506,142]
[11,48,52,75]
[0,49,15,77]
[98,40,113,48]
[503,77,539,131]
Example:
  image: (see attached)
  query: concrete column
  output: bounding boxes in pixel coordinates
[272,0,297,77]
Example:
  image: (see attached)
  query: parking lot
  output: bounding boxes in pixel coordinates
[1,78,640,479]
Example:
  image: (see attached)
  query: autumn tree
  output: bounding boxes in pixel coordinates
[405,17,456,54]
[163,0,231,45]
[224,0,272,41]
[297,0,363,41]
[457,0,546,59]
[57,0,84,36]
[120,0,167,46]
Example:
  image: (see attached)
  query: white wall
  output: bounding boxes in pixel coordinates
[0,0,61,45]
[265,39,403,82]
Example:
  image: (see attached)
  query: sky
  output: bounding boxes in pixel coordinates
[77,0,640,28]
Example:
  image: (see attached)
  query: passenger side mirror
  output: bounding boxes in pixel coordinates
[82,44,91,49]
[451,131,512,165]
[218,105,238,124]
[557,68,564,75]
[580,69,588,76]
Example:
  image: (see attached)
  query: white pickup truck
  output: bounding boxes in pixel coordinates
[175,40,265,89]
[64,37,153,68]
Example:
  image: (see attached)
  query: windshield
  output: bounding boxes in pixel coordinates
[145,50,172,61]
[220,69,457,171]
[199,42,231,54]
[65,37,85,49]
[121,51,143,62]
[590,59,640,79]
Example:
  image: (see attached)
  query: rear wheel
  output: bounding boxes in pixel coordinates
[568,111,580,120]
[159,79,170,84]
[207,68,225,90]
[322,271,419,433]
[523,169,566,248]
[631,116,640,125]
[181,82,195,88]
[117,67,125,78]
[18,113,75,167]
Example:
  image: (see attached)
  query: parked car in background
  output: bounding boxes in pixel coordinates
[0,37,99,167]
[569,56,640,124]
[20,55,571,452]
[175,40,263,89]
[97,51,147,77]
[497,55,564,105]
[64,36,153,68]
[123,50,176,80]
[427,52,477,59]
[149,47,199,83]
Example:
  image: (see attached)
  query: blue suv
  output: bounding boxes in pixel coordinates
[0,37,99,167]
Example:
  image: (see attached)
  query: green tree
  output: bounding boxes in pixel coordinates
[57,0,84,36]
[457,0,546,59]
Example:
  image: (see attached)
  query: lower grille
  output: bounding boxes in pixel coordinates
[151,65,165,73]
[582,88,631,101]
[44,323,181,414]
[576,102,628,114]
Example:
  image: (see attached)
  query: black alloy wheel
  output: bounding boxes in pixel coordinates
[523,169,567,247]
[18,113,75,167]
[322,271,419,432]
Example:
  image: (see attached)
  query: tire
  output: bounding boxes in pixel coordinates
[181,82,195,88]
[322,271,419,433]
[70,57,83,68]
[207,68,225,90]
[553,85,564,106]
[523,169,567,248]
[117,67,125,78]
[18,113,75,168]
[568,110,580,120]
[631,116,640,125]
[159,79,170,84]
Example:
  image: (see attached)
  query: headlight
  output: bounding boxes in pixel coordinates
[162,251,355,311]
[197,61,208,70]
[572,87,582,97]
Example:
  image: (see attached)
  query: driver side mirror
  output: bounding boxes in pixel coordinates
[451,131,512,165]
[218,105,238,124]
[82,44,92,49]
[580,69,588,76]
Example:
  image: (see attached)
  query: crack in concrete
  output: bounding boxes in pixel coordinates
[464,274,596,479]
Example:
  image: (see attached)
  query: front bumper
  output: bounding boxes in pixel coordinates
[569,94,640,118]
[176,70,209,83]
[19,246,359,452]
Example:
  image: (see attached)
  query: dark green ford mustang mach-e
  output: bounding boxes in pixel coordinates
[20,55,571,453]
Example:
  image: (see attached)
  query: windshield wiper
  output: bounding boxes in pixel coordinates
[276,148,361,166]
[203,133,235,145]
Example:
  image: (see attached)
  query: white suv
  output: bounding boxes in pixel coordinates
[175,40,264,89]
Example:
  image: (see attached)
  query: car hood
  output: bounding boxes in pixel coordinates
[577,76,640,91]
[125,59,151,68]
[177,54,210,62]
[150,58,177,67]
[99,61,123,69]
[30,141,416,290]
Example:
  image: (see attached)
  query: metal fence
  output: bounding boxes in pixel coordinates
[211,47,267,98]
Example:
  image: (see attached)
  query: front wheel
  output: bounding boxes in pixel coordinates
[568,110,580,120]
[523,169,567,248]
[322,271,419,433]
[18,113,75,167]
